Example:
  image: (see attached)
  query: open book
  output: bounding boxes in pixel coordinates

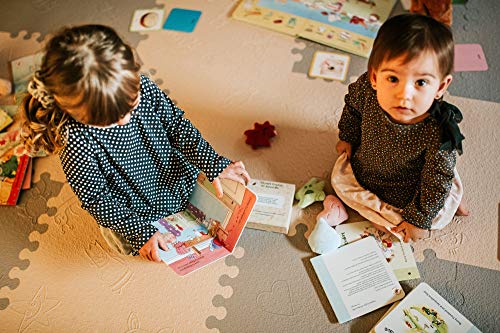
[246,179,295,234]
[336,221,420,281]
[373,282,482,333]
[151,173,256,276]
[232,0,396,58]
[311,236,405,324]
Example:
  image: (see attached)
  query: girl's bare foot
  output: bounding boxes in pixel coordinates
[455,202,470,216]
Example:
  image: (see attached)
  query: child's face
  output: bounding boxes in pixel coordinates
[370,52,452,125]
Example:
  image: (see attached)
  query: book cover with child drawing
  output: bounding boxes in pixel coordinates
[232,0,397,57]
[374,283,481,333]
[151,173,256,276]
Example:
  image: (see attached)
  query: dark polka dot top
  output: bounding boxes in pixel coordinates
[338,73,459,229]
[59,75,231,254]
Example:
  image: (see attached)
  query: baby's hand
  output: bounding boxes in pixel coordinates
[139,231,168,262]
[212,161,251,198]
[391,221,430,243]
[336,140,352,159]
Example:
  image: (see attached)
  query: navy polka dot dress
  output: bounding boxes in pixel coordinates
[59,75,231,254]
[338,73,458,229]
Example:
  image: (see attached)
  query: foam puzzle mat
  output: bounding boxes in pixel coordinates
[1,1,499,332]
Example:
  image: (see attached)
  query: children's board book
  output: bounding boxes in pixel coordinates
[151,173,256,276]
[336,221,420,281]
[311,236,404,323]
[1,128,31,205]
[11,53,43,105]
[0,108,13,131]
[246,179,295,234]
[232,0,397,58]
[373,282,482,333]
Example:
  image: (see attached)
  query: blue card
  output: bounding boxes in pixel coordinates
[163,8,201,33]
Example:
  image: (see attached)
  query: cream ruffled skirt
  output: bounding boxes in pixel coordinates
[331,153,463,232]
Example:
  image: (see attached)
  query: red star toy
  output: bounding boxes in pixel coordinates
[244,121,277,149]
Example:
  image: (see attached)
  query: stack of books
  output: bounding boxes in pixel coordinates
[0,53,42,205]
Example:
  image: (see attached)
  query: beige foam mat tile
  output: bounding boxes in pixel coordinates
[3,180,237,331]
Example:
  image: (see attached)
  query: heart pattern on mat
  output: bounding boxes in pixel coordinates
[256,280,294,316]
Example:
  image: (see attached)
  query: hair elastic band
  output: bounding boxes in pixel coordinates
[27,73,55,109]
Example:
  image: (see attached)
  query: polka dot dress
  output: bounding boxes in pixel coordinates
[59,75,230,254]
[338,73,457,229]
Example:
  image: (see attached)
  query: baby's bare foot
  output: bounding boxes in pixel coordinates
[455,202,470,216]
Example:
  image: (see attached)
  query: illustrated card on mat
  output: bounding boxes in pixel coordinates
[130,9,165,32]
[309,51,350,81]
[151,173,256,276]
[336,221,420,281]
[246,179,295,234]
[374,283,482,333]
[311,236,405,324]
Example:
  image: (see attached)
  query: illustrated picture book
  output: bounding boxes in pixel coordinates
[336,221,420,281]
[374,282,482,333]
[11,53,43,105]
[151,173,256,276]
[232,0,397,57]
[311,236,405,324]
[0,108,13,131]
[0,128,31,205]
[246,179,295,234]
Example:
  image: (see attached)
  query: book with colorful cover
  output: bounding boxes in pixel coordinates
[373,282,482,333]
[311,236,405,324]
[11,53,43,105]
[232,0,396,57]
[151,173,256,276]
[0,108,13,131]
[336,221,420,281]
[0,128,31,205]
[246,179,295,234]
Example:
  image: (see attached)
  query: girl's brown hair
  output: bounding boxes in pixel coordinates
[368,13,454,79]
[21,24,140,154]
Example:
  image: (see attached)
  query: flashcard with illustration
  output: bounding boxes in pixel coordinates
[309,51,350,81]
[130,9,165,32]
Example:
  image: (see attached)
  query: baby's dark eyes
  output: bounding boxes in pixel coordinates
[416,79,428,87]
[387,76,398,83]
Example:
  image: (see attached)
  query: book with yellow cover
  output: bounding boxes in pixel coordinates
[232,0,396,58]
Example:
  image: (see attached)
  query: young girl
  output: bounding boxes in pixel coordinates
[20,25,250,262]
[333,14,467,243]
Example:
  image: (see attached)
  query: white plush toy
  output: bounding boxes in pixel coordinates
[308,194,348,254]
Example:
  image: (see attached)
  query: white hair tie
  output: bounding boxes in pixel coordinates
[27,73,55,109]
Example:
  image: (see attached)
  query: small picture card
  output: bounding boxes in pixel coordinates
[454,44,488,72]
[163,8,202,33]
[130,9,165,32]
[309,51,350,81]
